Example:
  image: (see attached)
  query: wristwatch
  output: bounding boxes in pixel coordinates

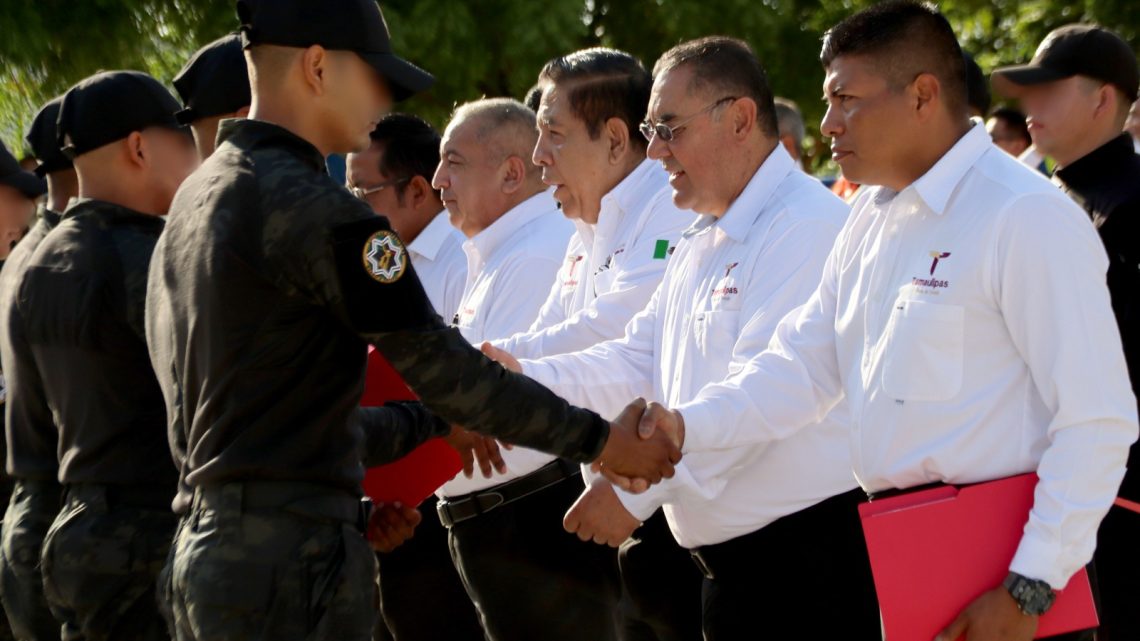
[1002,572,1056,616]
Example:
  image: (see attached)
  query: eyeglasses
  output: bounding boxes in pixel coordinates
[349,177,410,200]
[639,96,738,143]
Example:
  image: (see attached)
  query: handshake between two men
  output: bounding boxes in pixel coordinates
[367,343,685,553]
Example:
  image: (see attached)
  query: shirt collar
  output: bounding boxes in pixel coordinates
[904,123,991,216]
[406,211,454,261]
[217,119,327,174]
[465,190,558,263]
[602,159,660,221]
[1053,134,1137,191]
[700,143,796,243]
[62,198,165,228]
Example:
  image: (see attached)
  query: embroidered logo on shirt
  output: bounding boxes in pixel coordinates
[928,251,951,275]
[912,251,951,292]
[595,247,625,277]
[563,255,585,288]
[712,262,741,301]
[362,230,408,284]
[652,239,675,260]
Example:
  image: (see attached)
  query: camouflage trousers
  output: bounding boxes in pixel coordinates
[167,481,378,641]
[0,480,63,641]
[40,484,177,641]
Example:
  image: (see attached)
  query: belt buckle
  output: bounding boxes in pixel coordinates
[690,550,715,580]
[436,500,456,528]
[358,497,374,534]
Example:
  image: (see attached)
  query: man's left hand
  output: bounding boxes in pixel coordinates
[563,478,641,547]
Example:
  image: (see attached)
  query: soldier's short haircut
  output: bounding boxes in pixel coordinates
[449,98,539,176]
[653,36,779,138]
[537,48,651,148]
[820,1,968,117]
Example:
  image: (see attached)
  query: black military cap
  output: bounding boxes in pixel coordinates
[57,70,187,158]
[0,142,46,199]
[24,95,73,177]
[993,25,1139,101]
[174,34,252,125]
[236,0,434,102]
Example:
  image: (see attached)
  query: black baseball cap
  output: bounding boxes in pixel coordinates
[24,95,73,177]
[236,0,435,102]
[57,70,188,159]
[993,25,1139,101]
[0,142,47,199]
[174,34,252,125]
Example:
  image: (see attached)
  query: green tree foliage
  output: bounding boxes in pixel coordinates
[1,0,1136,171]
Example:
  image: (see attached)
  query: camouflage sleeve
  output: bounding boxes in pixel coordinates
[356,401,451,468]
[370,322,610,464]
[312,212,610,464]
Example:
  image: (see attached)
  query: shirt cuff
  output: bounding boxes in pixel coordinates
[1009,532,1066,590]
[675,398,719,453]
[615,485,665,522]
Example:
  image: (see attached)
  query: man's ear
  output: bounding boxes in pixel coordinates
[235,105,252,118]
[729,98,757,140]
[605,117,631,163]
[300,44,329,96]
[406,175,432,208]
[912,72,941,119]
[125,131,148,169]
[499,155,528,194]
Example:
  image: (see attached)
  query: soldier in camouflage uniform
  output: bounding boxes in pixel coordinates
[0,136,49,641]
[144,1,683,640]
[0,96,75,641]
[11,71,198,641]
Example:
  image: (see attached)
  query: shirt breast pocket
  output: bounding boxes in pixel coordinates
[881,300,964,402]
[694,309,741,358]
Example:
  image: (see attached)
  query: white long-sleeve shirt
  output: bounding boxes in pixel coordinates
[676,125,1139,588]
[406,211,467,320]
[521,145,859,548]
[439,190,573,497]
[493,160,690,359]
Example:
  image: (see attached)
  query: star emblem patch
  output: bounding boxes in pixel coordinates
[362,230,407,284]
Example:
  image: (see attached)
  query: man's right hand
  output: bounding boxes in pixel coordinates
[595,400,685,492]
[592,398,681,491]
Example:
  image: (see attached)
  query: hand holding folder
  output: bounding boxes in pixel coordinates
[860,474,1098,641]
[360,346,462,508]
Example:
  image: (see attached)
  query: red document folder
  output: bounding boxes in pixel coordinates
[860,473,1098,641]
[360,346,461,507]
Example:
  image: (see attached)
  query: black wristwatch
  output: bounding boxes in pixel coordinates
[1002,572,1056,616]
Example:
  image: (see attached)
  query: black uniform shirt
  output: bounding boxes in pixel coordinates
[19,200,175,488]
[0,209,62,481]
[147,119,608,508]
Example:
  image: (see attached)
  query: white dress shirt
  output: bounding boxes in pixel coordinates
[406,211,467,319]
[521,145,859,548]
[676,125,1138,588]
[439,190,573,497]
[494,160,690,359]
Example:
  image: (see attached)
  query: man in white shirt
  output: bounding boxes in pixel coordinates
[634,4,1138,640]
[430,98,621,641]
[489,37,879,640]
[346,113,482,641]
[488,48,698,641]
[347,113,466,316]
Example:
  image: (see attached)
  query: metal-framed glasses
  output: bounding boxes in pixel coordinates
[349,177,411,200]
[639,96,738,143]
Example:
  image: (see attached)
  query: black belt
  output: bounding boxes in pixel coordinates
[437,459,579,528]
[192,481,373,533]
[65,482,173,511]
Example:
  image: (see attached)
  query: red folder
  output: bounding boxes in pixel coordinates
[360,346,462,507]
[860,474,1098,641]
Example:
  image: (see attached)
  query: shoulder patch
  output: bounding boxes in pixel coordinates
[363,230,408,284]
